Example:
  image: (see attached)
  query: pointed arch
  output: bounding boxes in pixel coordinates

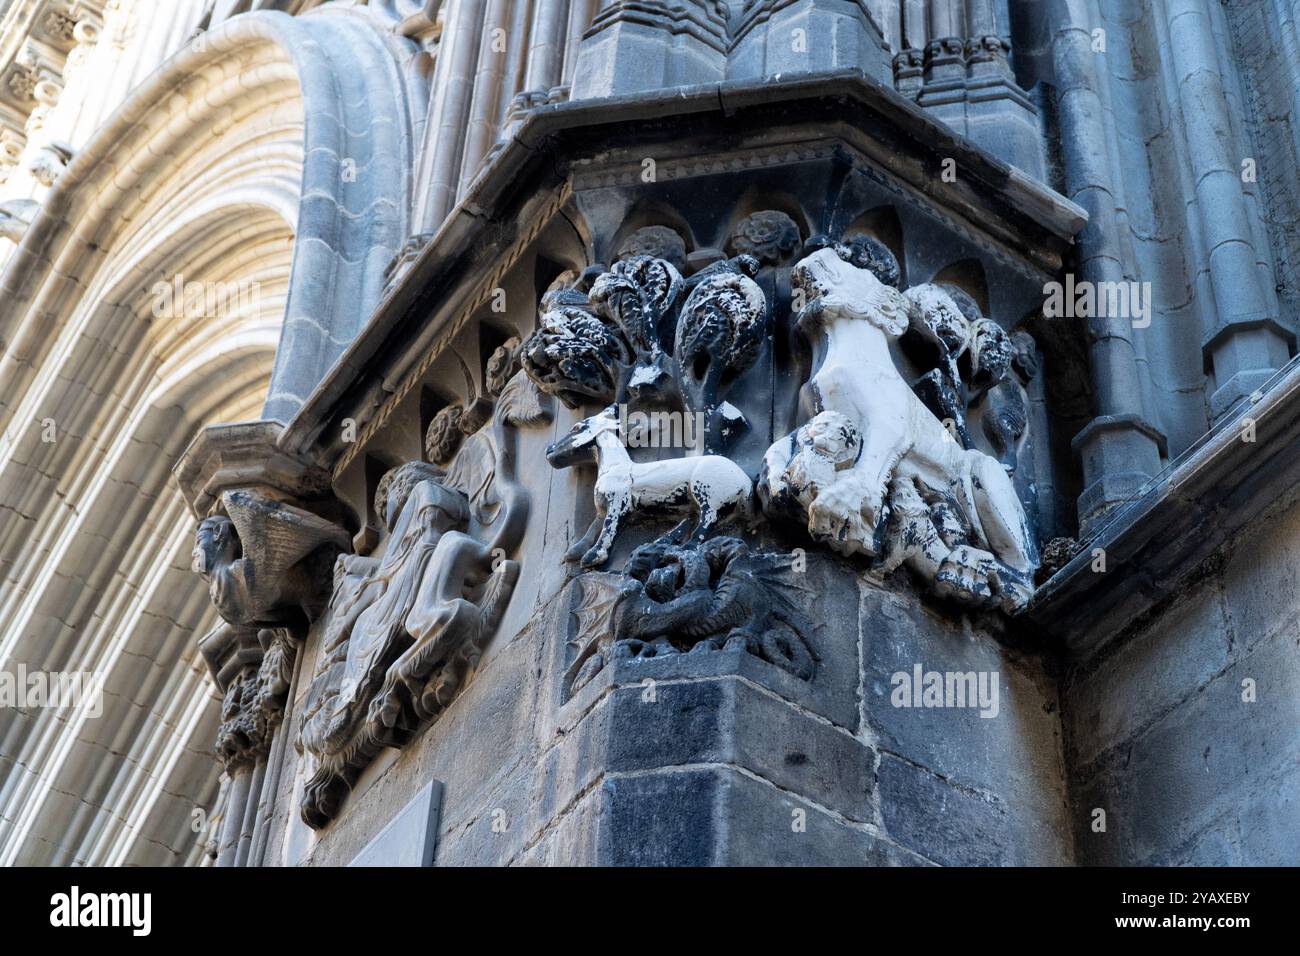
[0,10,420,865]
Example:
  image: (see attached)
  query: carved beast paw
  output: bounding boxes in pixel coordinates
[807,480,881,556]
[934,545,1033,613]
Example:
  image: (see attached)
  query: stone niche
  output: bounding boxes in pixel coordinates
[246,71,1087,866]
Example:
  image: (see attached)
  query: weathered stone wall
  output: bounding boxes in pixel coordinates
[1063,489,1300,865]
[269,535,1071,866]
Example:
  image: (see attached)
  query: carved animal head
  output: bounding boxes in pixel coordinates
[192,515,239,577]
[522,298,629,409]
[968,317,1012,390]
[760,411,863,518]
[791,248,911,338]
[799,410,863,467]
[786,411,863,500]
[545,404,621,468]
[904,283,971,359]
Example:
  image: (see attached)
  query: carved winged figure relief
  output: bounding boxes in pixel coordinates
[191,489,351,629]
[298,367,552,828]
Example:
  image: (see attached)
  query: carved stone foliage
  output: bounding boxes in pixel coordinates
[617,224,687,272]
[759,247,1039,612]
[905,282,1037,474]
[725,209,801,266]
[522,285,633,409]
[296,369,552,828]
[523,243,767,452]
[210,628,297,774]
[565,536,817,696]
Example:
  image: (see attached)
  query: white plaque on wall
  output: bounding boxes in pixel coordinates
[348,780,443,867]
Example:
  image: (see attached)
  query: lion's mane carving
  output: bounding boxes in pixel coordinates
[759,248,1039,612]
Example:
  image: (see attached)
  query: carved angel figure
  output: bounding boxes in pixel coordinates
[191,490,350,629]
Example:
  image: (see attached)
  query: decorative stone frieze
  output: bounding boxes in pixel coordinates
[526,231,1041,614]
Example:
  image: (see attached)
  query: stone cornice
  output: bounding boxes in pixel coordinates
[279,67,1086,466]
[173,420,335,517]
[1029,355,1300,660]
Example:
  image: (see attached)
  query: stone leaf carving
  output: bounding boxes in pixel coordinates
[673,255,767,452]
[210,628,297,773]
[546,403,754,568]
[524,249,770,445]
[759,247,1038,613]
[617,224,688,272]
[297,370,552,828]
[587,254,684,398]
[805,232,903,289]
[565,536,817,696]
[906,282,1036,474]
[522,285,632,408]
[191,489,350,630]
[726,210,802,266]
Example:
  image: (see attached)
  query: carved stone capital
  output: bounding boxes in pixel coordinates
[177,420,351,631]
[174,419,335,517]
[201,625,296,774]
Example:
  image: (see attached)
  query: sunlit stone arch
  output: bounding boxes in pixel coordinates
[0,10,418,865]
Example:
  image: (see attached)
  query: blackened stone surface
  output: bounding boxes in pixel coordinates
[860,585,1073,864]
[1064,497,1300,865]
[877,754,1011,867]
[604,767,924,867]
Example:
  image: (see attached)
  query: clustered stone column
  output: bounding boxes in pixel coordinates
[175,421,350,866]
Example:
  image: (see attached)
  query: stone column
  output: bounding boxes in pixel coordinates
[892,0,927,97]
[570,0,729,99]
[1167,0,1290,422]
[414,0,489,232]
[728,0,893,84]
[910,0,1044,178]
[176,421,350,866]
[1050,0,1166,535]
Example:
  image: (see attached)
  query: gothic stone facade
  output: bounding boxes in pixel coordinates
[0,0,1297,867]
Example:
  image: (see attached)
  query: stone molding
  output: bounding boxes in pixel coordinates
[281,69,1086,474]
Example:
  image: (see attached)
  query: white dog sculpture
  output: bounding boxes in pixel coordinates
[760,248,1038,611]
[548,404,754,569]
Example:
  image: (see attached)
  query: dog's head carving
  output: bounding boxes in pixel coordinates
[791,248,911,337]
